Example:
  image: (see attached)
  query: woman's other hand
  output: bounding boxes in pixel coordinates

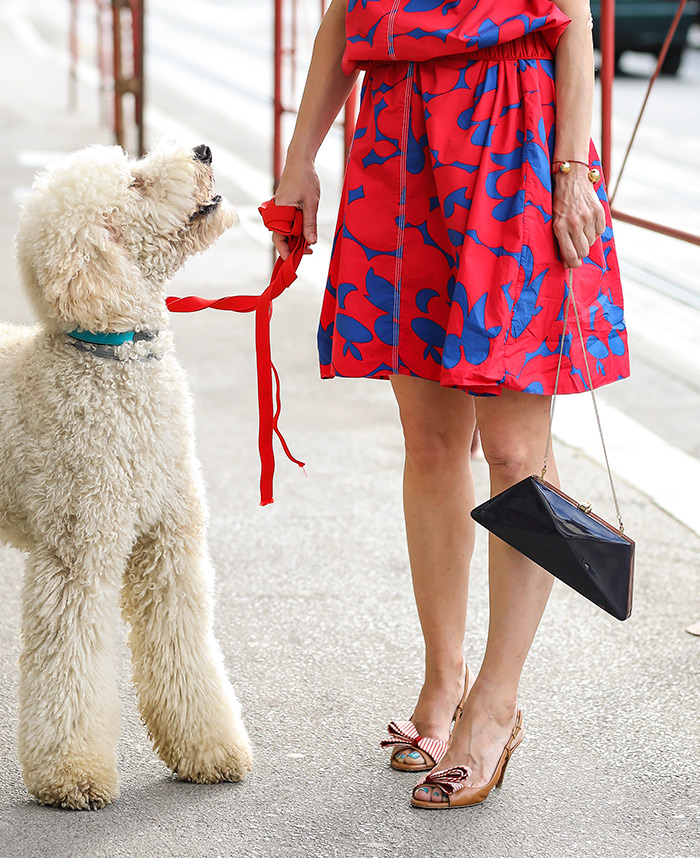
[552,163,606,269]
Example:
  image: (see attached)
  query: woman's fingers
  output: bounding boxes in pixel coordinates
[272,232,290,260]
[583,220,598,248]
[594,204,606,237]
[572,226,591,261]
[555,226,582,268]
[303,207,318,246]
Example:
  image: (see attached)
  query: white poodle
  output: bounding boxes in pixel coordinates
[2,140,253,809]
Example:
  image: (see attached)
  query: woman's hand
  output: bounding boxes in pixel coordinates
[552,163,606,269]
[272,158,321,260]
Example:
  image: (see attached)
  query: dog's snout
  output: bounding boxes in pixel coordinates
[193,144,212,166]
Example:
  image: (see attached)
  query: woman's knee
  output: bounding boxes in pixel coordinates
[476,390,551,481]
[402,422,471,472]
[392,376,475,472]
[479,437,543,482]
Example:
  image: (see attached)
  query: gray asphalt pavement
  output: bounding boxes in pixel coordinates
[0,6,698,858]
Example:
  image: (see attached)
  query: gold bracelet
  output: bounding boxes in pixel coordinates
[552,160,601,184]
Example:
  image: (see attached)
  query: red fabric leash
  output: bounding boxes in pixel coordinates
[166,199,307,505]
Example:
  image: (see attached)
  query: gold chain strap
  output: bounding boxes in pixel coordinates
[541,270,625,533]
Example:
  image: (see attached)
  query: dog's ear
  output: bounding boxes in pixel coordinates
[130,173,156,196]
[40,219,146,332]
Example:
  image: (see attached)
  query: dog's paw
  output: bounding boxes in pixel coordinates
[171,739,254,784]
[27,761,119,810]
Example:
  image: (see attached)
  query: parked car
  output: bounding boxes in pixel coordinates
[590,0,700,76]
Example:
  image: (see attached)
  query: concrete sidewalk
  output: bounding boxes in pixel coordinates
[0,6,698,858]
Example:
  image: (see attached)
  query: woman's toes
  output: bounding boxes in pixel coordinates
[413,784,448,803]
[393,748,427,767]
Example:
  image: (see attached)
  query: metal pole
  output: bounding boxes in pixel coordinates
[599,0,615,184]
[610,209,700,247]
[609,0,688,205]
[273,0,283,191]
[97,0,109,125]
[112,0,124,148]
[133,0,145,156]
[69,0,78,110]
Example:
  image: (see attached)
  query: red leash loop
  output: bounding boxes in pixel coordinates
[166,199,307,505]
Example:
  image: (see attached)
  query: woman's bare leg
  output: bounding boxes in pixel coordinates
[390,375,477,760]
[414,388,559,802]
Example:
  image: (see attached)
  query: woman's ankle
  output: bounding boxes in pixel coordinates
[463,677,518,727]
[423,655,467,689]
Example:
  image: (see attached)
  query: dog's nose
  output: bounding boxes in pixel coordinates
[193,144,212,165]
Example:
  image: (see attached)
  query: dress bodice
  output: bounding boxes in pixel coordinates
[342,0,571,73]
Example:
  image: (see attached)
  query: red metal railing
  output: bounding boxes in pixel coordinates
[68,0,145,156]
[599,0,700,247]
[112,0,144,156]
[273,0,358,191]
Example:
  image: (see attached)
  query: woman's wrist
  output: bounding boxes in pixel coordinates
[286,133,320,164]
[552,156,589,167]
[552,159,601,184]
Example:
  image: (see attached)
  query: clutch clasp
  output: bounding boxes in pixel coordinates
[577,502,592,514]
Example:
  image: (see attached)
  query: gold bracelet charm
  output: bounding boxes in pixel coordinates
[552,160,601,184]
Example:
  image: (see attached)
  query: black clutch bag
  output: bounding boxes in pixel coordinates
[471,271,635,621]
[471,475,634,620]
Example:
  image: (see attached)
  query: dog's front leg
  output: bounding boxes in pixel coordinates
[122,509,253,784]
[18,546,122,810]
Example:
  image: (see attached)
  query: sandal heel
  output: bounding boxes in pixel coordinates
[495,751,511,789]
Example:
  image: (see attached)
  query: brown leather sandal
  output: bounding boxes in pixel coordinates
[411,709,523,808]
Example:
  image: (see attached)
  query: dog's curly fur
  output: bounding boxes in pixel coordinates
[2,140,252,810]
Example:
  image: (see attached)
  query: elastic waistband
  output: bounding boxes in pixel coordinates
[358,32,554,71]
[464,32,553,61]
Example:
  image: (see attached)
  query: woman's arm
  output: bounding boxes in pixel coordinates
[551,0,606,268]
[272,0,356,258]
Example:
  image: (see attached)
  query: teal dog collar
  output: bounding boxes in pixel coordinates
[66,329,159,362]
[68,329,135,346]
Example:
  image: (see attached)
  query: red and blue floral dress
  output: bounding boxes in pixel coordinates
[317,0,630,395]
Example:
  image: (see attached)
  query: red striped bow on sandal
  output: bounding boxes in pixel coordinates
[381,721,449,772]
[415,765,472,795]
